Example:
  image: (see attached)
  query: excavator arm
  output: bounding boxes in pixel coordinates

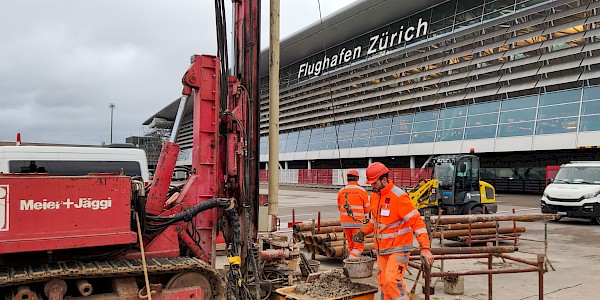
[407,179,440,211]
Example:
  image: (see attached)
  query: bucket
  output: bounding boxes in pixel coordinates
[343,258,375,278]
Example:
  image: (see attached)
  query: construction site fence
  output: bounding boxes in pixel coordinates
[259,168,432,188]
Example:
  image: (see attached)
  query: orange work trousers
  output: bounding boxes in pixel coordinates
[343,228,365,258]
[376,251,410,300]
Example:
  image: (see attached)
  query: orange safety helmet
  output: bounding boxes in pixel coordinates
[347,169,359,177]
[365,162,389,184]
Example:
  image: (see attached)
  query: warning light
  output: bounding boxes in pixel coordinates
[469,148,475,153]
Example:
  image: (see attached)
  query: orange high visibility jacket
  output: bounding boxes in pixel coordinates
[337,182,370,229]
[361,182,430,255]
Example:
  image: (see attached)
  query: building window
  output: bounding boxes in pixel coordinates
[436,128,464,142]
[467,113,498,126]
[539,89,581,106]
[465,125,497,139]
[501,95,537,110]
[414,110,439,122]
[389,134,411,145]
[413,120,438,132]
[411,131,436,143]
[537,103,580,119]
[498,121,534,137]
[582,99,600,115]
[469,101,500,115]
[352,138,370,148]
[580,115,600,132]
[500,108,536,123]
[369,136,389,147]
[535,117,578,135]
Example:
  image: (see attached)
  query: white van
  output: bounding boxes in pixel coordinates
[541,161,600,224]
[0,145,150,184]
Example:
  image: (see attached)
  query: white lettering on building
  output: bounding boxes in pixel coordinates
[297,18,428,80]
[20,198,112,211]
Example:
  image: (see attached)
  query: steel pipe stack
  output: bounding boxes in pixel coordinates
[293,219,376,258]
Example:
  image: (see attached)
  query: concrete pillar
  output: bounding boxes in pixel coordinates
[265,162,268,170]
[308,160,312,169]
[410,156,416,169]
[284,161,289,169]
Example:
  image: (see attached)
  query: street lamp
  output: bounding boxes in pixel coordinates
[109,103,115,144]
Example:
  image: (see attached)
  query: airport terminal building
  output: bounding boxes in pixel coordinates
[148,0,600,192]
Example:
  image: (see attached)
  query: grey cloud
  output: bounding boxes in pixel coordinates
[0,0,355,145]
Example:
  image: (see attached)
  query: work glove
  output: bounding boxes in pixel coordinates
[353,231,365,243]
[420,248,434,267]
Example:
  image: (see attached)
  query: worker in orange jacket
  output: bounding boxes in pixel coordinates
[353,162,434,300]
[337,169,370,258]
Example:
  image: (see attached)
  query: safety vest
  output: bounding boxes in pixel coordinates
[337,182,370,229]
[361,182,430,255]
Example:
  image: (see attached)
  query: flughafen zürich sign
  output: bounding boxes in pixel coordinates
[297,18,429,80]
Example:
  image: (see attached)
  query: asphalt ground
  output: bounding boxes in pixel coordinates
[257,186,600,300]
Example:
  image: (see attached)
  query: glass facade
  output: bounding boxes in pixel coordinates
[263,86,600,153]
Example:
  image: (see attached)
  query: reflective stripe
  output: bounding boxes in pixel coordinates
[341,222,364,229]
[378,244,414,255]
[393,295,408,300]
[350,249,362,257]
[403,209,419,223]
[375,219,405,230]
[345,185,367,192]
[351,205,364,210]
[377,227,413,239]
[394,253,409,264]
[414,228,428,235]
[364,202,371,208]
[391,186,407,197]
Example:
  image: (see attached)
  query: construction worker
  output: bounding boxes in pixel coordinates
[337,169,370,258]
[353,162,434,300]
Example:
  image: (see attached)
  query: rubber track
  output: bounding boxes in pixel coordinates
[0,256,225,299]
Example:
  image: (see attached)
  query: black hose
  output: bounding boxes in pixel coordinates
[169,198,233,222]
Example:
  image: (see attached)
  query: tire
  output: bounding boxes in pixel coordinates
[469,206,484,214]
[593,216,600,225]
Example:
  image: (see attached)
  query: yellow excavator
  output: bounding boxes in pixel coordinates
[406,154,497,215]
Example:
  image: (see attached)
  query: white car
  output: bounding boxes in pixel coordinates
[541,161,600,224]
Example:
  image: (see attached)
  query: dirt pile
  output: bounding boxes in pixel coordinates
[295,269,375,299]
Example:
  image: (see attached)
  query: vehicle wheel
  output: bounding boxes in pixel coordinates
[593,216,600,225]
[468,205,484,215]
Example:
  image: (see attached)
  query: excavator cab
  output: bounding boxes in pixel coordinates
[409,154,497,215]
[437,155,479,205]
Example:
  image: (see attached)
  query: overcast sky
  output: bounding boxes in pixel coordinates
[0,0,356,145]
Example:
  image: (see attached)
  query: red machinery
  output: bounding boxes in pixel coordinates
[0,0,261,299]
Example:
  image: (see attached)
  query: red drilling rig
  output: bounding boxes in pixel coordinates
[0,0,264,299]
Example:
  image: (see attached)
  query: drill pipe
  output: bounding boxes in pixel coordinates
[293,220,341,231]
[432,227,526,239]
[431,214,558,225]
[443,222,498,230]
[456,233,521,242]
[411,246,517,255]
[323,238,375,248]
[326,231,374,241]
